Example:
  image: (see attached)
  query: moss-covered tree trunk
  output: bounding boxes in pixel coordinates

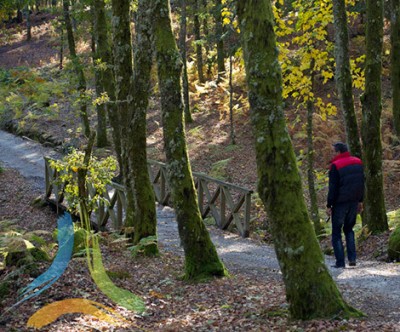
[127,0,158,252]
[332,0,362,157]
[63,0,91,137]
[92,49,108,148]
[391,0,400,137]
[90,9,107,148]
[306,63,322,236]
[361,0,389,233]
[179,0,193,124]
[193,0,205,83]
[110,0,135,229]
[214,0,225,82]
[93,0,123,170]
[151,0,226,280]
[237,0,361,319]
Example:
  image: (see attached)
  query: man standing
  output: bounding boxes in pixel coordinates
[327,142,364,268]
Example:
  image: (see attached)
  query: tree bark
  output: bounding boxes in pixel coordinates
[229,54,235,145]
[93,0,123,169]
[332,0,362,157]
[361,0,389,233]
[128,0,158,252]
[237,0,362,319]
[179,0,193,123]
[63,0,91,137]
[306,59,322,236]
[193,0,205,83]
[151,0,226,280]
[91,12,108,148]
[214,0,225,82]
[26,6,32,41]
[391,0,400,137]
[110,0,136,230]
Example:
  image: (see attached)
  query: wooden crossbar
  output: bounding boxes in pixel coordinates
[44,157,253,237]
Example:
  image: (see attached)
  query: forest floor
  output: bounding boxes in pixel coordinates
[1,129,400,332]
[1,11,400,331]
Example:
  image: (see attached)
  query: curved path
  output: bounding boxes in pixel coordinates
[1,129,399,322]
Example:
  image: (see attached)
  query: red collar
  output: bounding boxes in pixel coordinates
[330,151,351,164]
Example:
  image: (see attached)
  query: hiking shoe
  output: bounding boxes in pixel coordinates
[331,264,345,269]
[349,261,356,267]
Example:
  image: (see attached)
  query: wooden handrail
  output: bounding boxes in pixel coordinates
[45,157,253,237]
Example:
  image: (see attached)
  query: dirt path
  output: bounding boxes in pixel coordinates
[1,129,400,324]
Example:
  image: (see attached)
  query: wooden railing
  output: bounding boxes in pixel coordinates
[45,157,253,237]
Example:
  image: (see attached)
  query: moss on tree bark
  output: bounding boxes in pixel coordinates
[237,0,362,319]
[361,0,389,233]
[63,0,91,138]
[128,0,158,252]
[110,0,136,230]
[151,0,226,280]
[332,0,362,157]
[93,0,123,167]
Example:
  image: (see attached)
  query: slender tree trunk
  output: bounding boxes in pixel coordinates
[332,0,362,157]
[391,0,400,137]
[59,25,64,70]
[92,0,122,172]
[63,0,91,137]
[229,54,235,145]
[179,0,193,123]
[361,0,389,233]
[26,6,32,41]
[202,0,210,55]
[127,0,158,252]
[214,0,225,82]
[306,60,322,236]
[151,0,226,280]
[237,0,362,319]
[110,0,136,230]
[92,0,125,169]
[193,0,205,83]
[91,11,108,148]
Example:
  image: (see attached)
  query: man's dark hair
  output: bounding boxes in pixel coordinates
[333,142,348,153]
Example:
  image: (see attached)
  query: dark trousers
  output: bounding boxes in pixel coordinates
[331,202,358,267]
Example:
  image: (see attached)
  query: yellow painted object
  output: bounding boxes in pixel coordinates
[27,298,128,328]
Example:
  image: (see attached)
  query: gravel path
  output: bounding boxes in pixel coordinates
[1,129,400,323]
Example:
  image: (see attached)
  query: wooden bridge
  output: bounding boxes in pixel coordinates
[44,157,253,237]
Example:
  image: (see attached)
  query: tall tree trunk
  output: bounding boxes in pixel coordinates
[306,61,322,236]
[151,0,226,280]
[361,0,389,233]
[179,0,193,123]
[63,0,91,137]
[59,24,64,70]
[26,6,32,41]
[237,0,362,319]
[214,0,225,82]
[391,0,400,137]
[229,54,235,145]
[91,11,108,148]
[193,0,205,83]
[110,0,136,230]
[93,0,124,168]
[127,0,158,252]
[202,0,210,56]
[332,0,362,157]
